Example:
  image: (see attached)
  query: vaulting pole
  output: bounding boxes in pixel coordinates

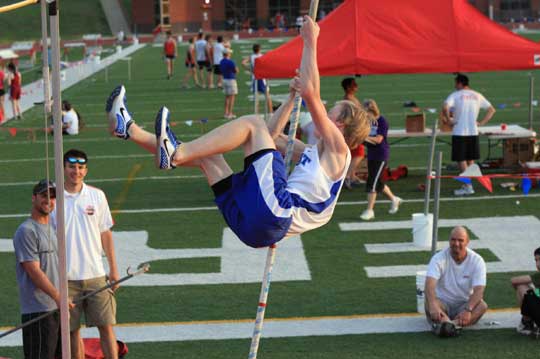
[0,0,38,13]
[49,1,71,357]
[247,2,320,358]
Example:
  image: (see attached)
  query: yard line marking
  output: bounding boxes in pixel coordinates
[112,163,143,212]
[0,309,520,346]
[1,193,538,218]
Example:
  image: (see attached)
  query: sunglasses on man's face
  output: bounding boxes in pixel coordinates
[66,157,87,164]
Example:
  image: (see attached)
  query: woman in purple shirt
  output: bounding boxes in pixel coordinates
[360,99,402,220]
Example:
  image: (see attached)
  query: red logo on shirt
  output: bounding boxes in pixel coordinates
[86,205,95,215]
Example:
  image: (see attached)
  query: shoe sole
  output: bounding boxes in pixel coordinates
[106,85,132,139]
[155,107,173,169]
[105,85,124,113]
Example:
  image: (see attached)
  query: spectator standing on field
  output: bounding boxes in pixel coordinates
[51,149,120,359]
[0,65,5,123]
[441,74,496,196]
[341,77,365,189]
[195,32,209,88]
[7,62,22,120]
[183,37,199,88]
[212,35,225,89]
[359,99,402,220]
[220,48,238,119]
[242,44,273,114]
[163,31,177,80]
[13,180,74,359]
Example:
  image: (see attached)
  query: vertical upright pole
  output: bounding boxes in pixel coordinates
[529,73,534,131]
[248,2,319,358]
[431,151,442,256]
[488,0,494,20]
[40,0,51,115]
[254,82,259,115]
[423,118,438,215]
[49,1,70,358]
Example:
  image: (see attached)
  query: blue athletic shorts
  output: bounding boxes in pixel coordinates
[252,79,267,94]
[213,149,292,248]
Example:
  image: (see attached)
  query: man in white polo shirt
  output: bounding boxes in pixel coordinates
[441,74,496,196]
[425,226,488,337]
[52,149,119,359]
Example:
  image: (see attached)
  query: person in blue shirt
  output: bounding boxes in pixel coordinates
[360,99,402,220]
[219,48,238,119]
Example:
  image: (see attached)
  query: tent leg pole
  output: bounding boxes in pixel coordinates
[529,72,534,131]
[431,151,443,256]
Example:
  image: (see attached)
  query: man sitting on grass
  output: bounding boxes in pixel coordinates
[425,226,488,337]
[511,247,540,336]
[105,16,369,248]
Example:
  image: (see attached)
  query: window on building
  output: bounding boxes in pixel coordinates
[225,0,257,31]
[269,0,300,29]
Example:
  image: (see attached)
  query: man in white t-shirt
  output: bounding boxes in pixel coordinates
[212,35,225,89]
[62,101,79,135]
[51,149,119,359]
[442,74,496,196]
[425,226,488,337]
[194,32,209,88]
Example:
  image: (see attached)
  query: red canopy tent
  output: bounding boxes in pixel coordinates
[254,0,540,79]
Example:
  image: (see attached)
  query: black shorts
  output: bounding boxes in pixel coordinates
[452,135,480,162]
[197,60,211,71]
[213,64,222,75]
[0,88,5,96]
[366,160,386,193]
[185,62,195,68]
[22,311,60,359]
[165,54,176,60]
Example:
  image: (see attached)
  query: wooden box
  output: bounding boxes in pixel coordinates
[503,138,535,167]
[405,113,425,133]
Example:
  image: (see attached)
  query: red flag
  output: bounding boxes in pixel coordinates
[477,176,493,193]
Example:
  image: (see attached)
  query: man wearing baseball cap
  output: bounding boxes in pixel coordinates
[13,180,66,358]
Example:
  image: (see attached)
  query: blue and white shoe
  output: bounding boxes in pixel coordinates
[106,85,133,139]
[155,106,180,170]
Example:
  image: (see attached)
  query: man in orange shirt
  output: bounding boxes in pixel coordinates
[163,31,177,80]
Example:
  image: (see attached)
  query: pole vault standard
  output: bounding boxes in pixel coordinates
[247,2,319,358]
[47,1,71,357]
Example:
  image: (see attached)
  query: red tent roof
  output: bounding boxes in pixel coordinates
[254,0,540,79]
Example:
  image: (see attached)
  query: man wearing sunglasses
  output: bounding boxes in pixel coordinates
[51,149,119,359]
[424,226,488,337]
[13,180,65,359]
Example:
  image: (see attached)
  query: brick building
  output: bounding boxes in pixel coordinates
[130,0,540,34]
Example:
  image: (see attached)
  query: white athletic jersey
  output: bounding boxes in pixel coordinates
[250,53,263,80]
[285,144,351,237]
[51,183,113,280]
[426,247,486,306]
[62,109,79,135]
[195,39,207,61]
[213,42,225,65]
[444,89,492,136]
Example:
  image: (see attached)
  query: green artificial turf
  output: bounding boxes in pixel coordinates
[0,38,539,358]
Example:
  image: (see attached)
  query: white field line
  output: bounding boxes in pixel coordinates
[1,193,538,219]
[0,310,520,347]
